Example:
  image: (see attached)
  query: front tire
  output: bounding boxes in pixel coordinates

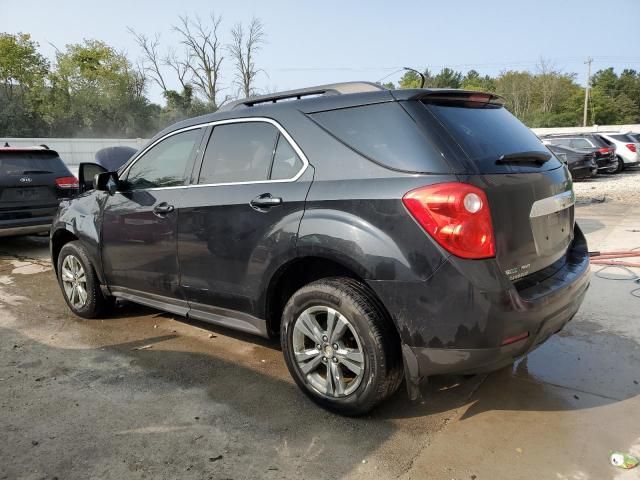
[281,277,403,416]
[56,241,111,318]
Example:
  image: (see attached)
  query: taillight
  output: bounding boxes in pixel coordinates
[598,147,611,154]
[402,182,495,259]
[55,176,79,189]
[626,144,637,153]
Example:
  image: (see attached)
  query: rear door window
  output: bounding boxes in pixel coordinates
[270,134,304,180]
[422,101,562,173]
[569,138,593,149]
[198,122,279,184]
[0,150,69,175]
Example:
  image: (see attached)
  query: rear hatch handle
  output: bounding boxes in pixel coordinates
[496,151,552,165]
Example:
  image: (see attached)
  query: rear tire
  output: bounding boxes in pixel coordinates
[616,156,625,173]
[281,277,403,416]
[56,241,111,318]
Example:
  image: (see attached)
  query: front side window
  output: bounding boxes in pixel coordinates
[125,128,203,190]
[198,122,279,184]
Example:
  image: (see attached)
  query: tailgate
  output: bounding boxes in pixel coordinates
[465,165,574,280]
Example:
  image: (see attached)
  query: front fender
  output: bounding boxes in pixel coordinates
[51,191,108,283]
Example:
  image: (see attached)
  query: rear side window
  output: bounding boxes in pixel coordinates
[423,102,561,172]
[310,102,450,173]
[125,128,203,190]
[0,151,69,175]
[198,122,278,184]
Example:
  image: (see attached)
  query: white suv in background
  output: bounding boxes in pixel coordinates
[595,132,640,171]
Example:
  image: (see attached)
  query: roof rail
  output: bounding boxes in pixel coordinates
[219,81,386,112]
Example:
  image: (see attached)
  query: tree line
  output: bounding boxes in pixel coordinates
[1,18,639,138]
[386,63,640,128]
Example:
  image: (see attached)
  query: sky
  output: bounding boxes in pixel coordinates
[1,0,639,105]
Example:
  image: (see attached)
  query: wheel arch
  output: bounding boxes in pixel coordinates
[263,255,399,341]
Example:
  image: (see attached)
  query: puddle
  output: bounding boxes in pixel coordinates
[9,260,51,275]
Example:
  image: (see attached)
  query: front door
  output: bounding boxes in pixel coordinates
[101,127,205,308]
[178,120,312,334]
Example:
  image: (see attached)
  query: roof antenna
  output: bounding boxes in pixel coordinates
[3,142,9,147]
[403,67,425,88]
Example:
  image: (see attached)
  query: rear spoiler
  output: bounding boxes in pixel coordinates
[391,88,506,107]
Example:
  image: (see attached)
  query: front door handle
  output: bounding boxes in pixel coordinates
[250,194,283,210]
[153,202,175,217]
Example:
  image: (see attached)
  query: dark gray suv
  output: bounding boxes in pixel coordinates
[51,82,590,415]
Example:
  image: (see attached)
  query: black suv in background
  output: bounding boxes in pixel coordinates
[540,133,618,173]
[50,83,590,415]
[545,144,597,179]
[0,146,78,237]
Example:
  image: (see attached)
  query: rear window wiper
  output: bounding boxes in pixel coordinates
[496,151,552,165]
[21,170,53,174]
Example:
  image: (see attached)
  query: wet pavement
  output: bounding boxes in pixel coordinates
[1,202,639,480]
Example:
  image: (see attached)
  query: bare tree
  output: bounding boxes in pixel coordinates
[127,28,168,95]
[164,47,191,91]
[173,13,226,109]
[229,17,266,98]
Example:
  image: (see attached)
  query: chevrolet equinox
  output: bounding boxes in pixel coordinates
[51,82,590,415]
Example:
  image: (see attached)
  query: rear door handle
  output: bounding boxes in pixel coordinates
[250,194,283,210]
[153,202,175,216]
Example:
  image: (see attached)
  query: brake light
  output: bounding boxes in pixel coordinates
[598,147,611,154]
[55,176,79,189]
[626,144,637,153]
[402,182,495,259]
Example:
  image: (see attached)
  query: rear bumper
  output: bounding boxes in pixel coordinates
[369,225,590,399]
[570,165,597,179]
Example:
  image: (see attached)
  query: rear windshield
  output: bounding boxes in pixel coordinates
[610,134,635,142]
[0,149,69,175]
[0,150,70,175]
[423,101,561,172]
[309,102,451,173]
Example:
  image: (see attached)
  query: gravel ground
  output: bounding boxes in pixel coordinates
[573,166,640,204]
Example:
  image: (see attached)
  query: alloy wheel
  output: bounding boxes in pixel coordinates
[61,254,88,309]
[292,305,365,397]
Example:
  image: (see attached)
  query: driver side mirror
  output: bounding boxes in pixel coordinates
[78,162,108,193]
[94,171,120,195]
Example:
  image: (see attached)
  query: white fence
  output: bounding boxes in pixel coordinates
[1,137,149,168]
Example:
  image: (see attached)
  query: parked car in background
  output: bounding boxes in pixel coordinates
[546,144,597,179]
[0,146,78,237]
[594,132,640,171]
[50,83,590,415]
[540,134,618,173]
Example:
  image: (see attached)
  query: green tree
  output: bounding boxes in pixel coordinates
[50,39,155,137]
[0,33,50,136]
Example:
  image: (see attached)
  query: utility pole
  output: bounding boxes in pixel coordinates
[583,57,593,127]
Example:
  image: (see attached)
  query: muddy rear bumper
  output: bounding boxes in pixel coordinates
[386,226,591,400]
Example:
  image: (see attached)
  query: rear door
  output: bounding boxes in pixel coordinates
[101,127,204,307]
[177,119,312,332]
[0,149,75,226]
[407,98,575,279]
